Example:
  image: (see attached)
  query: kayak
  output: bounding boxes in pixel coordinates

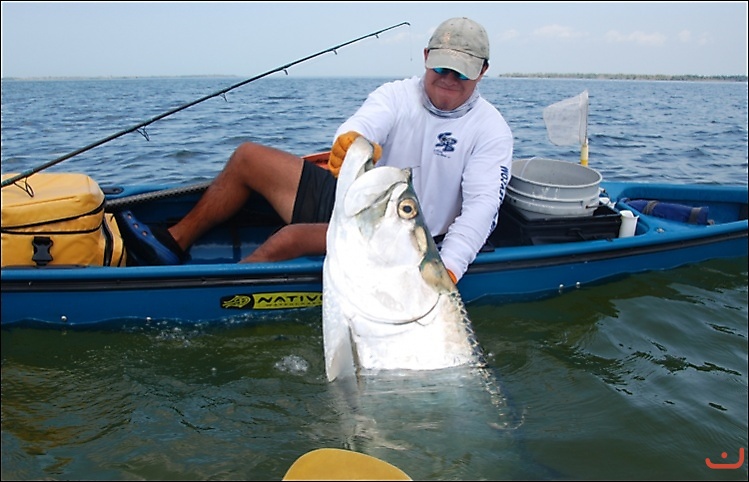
[1,154,747,327]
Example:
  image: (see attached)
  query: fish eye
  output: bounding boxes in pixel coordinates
[398,198,418,219]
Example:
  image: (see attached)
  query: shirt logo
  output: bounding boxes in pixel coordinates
[435,132,457,153]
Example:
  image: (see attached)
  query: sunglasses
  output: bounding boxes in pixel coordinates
[432,67,470,81]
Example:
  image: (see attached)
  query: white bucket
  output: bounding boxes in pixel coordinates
[618,210,639,237]
[507,158,603,217]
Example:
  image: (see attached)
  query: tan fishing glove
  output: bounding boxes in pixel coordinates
[328,131,382,178]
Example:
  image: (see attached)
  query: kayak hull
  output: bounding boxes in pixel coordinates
[2,180,747,327]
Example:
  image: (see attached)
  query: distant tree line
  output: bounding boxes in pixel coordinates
[498,73,748,82]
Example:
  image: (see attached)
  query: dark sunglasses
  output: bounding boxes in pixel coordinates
[432,67,470,81]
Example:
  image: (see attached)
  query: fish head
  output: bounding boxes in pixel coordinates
[348,171,454,294]
[323,136,478,381]
[329,136,454,319]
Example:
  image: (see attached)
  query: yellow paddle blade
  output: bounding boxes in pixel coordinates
[283,448,411,481]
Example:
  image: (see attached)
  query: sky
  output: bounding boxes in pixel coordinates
[1,1,747,79]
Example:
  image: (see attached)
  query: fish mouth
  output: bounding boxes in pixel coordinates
[356,293,442,326]
[348,257,452,327]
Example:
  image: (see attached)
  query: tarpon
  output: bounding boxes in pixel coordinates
[322,136,486,382]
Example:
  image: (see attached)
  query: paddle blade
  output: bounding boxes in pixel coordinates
[543,90,589,146]
[283,448,411,481]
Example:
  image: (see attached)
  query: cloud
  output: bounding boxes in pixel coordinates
[678,30,692,42]
[532,24,587,39]
[696,32,711,46]
[605,30,667,46]
[499,29,520,41]
[677,29,712,46]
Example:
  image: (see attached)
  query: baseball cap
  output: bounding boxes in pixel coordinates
[425,17,490,81]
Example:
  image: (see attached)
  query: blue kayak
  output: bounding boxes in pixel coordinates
[1,173,746,327]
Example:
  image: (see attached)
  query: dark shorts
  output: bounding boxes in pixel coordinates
[291,161,337,223]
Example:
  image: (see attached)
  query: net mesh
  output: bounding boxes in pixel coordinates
[543,90,589,146]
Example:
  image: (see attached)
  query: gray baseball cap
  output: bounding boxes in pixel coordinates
[425,17,490,80]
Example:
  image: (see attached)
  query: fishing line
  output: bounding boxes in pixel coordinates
[1,22,410,189]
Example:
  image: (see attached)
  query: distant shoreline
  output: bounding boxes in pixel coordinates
[2,73,747,82]
[498,73,747,82]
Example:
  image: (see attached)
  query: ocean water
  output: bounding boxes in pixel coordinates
[1,76,747,480]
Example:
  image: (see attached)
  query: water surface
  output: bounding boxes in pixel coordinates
[2,76,747,480]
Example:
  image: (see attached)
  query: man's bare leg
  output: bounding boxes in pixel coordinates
[241,223,329,262]
[167,142,305,252]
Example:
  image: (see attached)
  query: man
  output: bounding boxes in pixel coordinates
[119,17,513,283]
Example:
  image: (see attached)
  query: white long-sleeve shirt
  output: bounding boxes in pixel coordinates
[335,76,513,281]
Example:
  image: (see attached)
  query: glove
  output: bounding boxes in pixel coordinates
[328,131,382,178]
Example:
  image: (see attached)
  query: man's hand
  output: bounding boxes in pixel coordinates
[328,131,382,178]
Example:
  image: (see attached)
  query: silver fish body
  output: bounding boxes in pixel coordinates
[322,137,485,382]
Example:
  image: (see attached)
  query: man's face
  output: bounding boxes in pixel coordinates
[422,49,486,111]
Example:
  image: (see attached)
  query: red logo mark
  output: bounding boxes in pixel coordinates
[705,448,744,470]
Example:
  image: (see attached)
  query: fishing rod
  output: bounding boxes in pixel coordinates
[1,21,410,189]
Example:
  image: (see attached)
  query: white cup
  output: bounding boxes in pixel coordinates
[619,210,639,238]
